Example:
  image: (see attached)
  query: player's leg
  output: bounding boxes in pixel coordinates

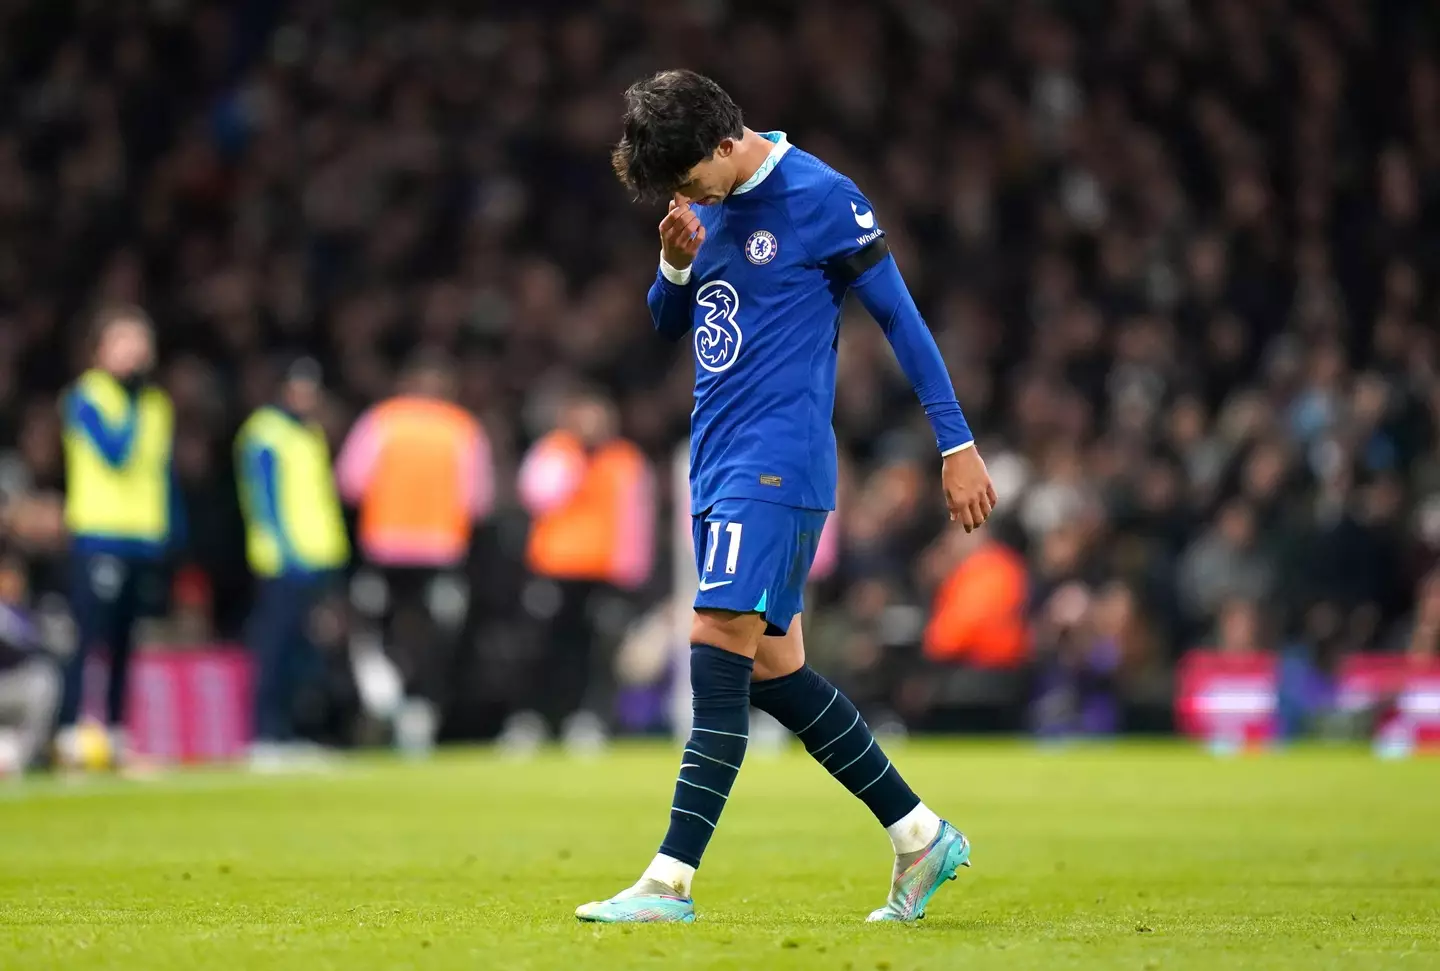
[651,607,762,883]
[102,560,141,764]
[577,499,780,924]
[247,578,292,756]
[752,623,971,920]
[55,553,119,768]
[575,607,762,923]
[751,621,933,838]
[748,551,971,921]
[56,556,98,738]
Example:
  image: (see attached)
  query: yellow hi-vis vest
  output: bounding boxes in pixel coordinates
[63,370,174,543]
[236,406,349,577]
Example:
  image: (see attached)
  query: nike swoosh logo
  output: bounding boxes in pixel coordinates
[697,579,733,591]
[852,201,875,229]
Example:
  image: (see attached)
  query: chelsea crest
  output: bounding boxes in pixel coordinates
[745,230,778,265]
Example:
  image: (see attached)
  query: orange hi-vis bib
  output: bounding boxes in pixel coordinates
[353,397,482,566]
[923,540,1031,669]
[524,431,650,587]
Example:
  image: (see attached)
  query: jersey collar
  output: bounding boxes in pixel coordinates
[731,131,791,196]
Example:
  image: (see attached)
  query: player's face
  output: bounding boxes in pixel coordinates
[284,377,321,419]
[674,140,737,205]
[566,399,615,445]
[98,320,154,378]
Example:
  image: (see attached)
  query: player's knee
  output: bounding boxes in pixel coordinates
[753,619,805,681]
[690,609,765,658]
[752,650,802,682]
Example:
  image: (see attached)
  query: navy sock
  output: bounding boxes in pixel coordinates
[750,666,919,827]
[658,644,753,869]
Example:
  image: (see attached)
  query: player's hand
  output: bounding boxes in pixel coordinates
[660,197,705,269]
[941,445,998,533]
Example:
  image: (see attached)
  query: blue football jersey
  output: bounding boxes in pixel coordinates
[655,133,888,514]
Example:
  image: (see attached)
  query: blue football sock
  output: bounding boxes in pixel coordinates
[750,666,919,827]
[657,644,753,870]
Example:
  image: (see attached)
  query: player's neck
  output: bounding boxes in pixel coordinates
[728,128,780,194]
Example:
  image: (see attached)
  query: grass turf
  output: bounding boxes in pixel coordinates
[1,741,1437,970]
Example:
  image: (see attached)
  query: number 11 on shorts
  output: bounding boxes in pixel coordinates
[705,520,744,575]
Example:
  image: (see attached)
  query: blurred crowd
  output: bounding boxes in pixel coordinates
[1,0,1439,743]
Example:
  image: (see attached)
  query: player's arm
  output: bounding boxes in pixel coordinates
[851,257,997,531]
[647,270,693,341]
[647,199,704,341]
[240,440,298,570]
[66,387,139,467]
[806,182,997,531]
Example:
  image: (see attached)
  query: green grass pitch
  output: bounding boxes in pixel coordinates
[2,741,1438,970]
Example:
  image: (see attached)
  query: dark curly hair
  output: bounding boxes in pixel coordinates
[611,70,744,202]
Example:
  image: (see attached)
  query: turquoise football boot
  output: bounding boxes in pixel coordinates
[575,881,696,924]
[866,820,971,922]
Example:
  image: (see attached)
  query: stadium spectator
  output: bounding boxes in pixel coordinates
[1030,581,1152,738]
[0,551,58,774]
[1176,500,1275,631]
[1385,570,1440,662]
[1209,599,1272,658]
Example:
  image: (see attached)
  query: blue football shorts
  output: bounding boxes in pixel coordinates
[691,497,828,636]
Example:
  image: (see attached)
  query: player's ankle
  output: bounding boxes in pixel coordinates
[640,853,696,898]
[886,802,941,855]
